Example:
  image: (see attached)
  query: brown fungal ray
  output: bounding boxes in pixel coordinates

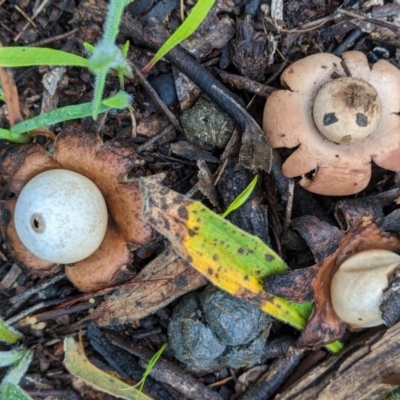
[297,216,400,348]
[53,124,153,245]
[263,266,318,303]
[0,199,56,277]
[291,216,344,263]
[335,198,385,230]
[382,209,400,236]
[0,142,60,194]
[65,223,132,292]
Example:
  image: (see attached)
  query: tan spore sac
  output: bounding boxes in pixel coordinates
[263,51,400,196]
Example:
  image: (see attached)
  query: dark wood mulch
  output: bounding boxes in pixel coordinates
[0,0,400,399]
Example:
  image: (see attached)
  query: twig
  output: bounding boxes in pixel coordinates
[6,298,67,325]
[9,272,66,305]
[14,0,51,42]
[338,8,400,32]
[130,62,182,132]
[240,349,305,400]
[106,330,224,400]
[138,125,175,152]
[0,40,23,126]
[26,28,79,47]
[282,179,294,240]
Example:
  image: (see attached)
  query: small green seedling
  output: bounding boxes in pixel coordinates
[0,91,131,143]
[0,317,33,400]
[0,0,216,137]
[221,175,258,218]
[136,343,167,394]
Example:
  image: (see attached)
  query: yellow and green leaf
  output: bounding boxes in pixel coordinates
[140,178,311,328]
[139,178,342,353]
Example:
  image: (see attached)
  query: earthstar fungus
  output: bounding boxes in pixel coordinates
[264,192,400,347]
[263,51,400,195]
[0,124,153,292]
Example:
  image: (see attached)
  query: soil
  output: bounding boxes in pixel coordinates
[0,0,400,399]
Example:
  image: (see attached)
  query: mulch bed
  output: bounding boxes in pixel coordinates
[0,0,400,399]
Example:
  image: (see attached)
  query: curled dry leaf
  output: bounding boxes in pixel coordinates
[0,123,153,291]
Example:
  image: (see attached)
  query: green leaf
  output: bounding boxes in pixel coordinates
[10,91,130,136]
[142,0,215,73]
[221,175,258,218]
[64,337,153,400]
[0,128,29,144]
[0,318,23,344]
[2,349,33,386]
[0,48,88,68]
[0,382,32,400]
[0,349,27,368]
[83,42,95,54]
[88,42,124,74]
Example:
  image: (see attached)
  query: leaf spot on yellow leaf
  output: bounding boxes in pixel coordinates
[265,254,275,262]
[178,206,188,220]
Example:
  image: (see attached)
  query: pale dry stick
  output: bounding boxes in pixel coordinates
[9,272,66,305]
[14,0,51,42]
[338,8,400,31]
[26,28,79,47]
[282,179,295,239]
[14,5,38,29]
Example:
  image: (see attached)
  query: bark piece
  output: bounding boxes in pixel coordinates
[278,324,400,400]
[91,249,207,326]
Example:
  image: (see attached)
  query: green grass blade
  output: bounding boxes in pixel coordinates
[138,344,167,393]
[10,91,130,136]
[0,48,88,68]
[142,0,215,73]
[221,175,258,218]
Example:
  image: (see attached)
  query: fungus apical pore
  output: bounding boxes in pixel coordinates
[14,169,108,264]
[313,77,382,144]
